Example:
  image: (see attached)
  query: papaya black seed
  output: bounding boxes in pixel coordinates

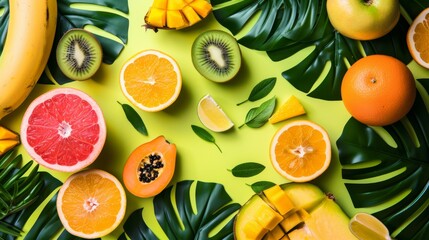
[138,153,164,183]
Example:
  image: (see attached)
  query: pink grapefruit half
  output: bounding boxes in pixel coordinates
[20,88,106,172]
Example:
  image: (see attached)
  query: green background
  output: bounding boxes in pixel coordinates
[2,0,429,238]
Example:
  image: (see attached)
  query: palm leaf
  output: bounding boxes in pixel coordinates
[212,0,424,100]
[120,180,241,240]
[0,0,129,85]
[336,79,429,240]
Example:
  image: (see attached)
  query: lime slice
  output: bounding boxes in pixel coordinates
[349,213,391,240]
[197,94,234,132]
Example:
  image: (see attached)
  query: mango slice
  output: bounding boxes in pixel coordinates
[243,220,268,240]
[0,126,19,155]
[145,0,212,29]
[255,203,283,231]
[263,185,295,215]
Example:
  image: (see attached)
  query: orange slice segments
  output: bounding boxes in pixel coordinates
[407,8,429,69]
[57,169,127,238]
[270,120,331,182]
[120,49,182,112]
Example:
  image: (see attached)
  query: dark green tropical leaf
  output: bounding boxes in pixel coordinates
[336,79,429,240]
[212,0,423,100]
[237,77,276,105]
[120,180,241,240]
[192,125,222,152]
[229,162,265,177]
[0,0,129,85]
[249,181,276,193]
[118,101,148,136]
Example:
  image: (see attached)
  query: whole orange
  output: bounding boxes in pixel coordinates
[341,55,416,126]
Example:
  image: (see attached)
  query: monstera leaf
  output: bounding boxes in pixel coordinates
[336,79,429,240]
[211,0,426,100]
[119,180,241,240]
[0,0,129,85]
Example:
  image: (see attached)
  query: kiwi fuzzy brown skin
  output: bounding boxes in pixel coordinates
[191,30,242,83]
[56,28,103,81]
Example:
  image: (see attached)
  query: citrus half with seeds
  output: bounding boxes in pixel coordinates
[270,120,331,182]
[20,88,106,172]
[120,49,182,112]
[197,94,234,132]
[57,169,127,238]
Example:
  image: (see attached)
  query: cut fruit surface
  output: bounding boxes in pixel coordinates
[349,213,391,240]
[407,8,429,69]
[144,0,212,29]
[192,30,241,82]
[20,88,106,172]
[120,50,182,112]
[269,95,306,124]
[270,120,331,182]
[197,94,234,132]
[57,169,126,238]
[0,126,19,155]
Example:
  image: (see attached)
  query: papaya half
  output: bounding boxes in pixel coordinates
[123,135,176,198]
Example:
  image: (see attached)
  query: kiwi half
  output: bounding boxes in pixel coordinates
[56,29,103,81]
[191,30,241,83]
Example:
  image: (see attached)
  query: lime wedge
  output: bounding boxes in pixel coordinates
[349,213,391,240]
[197,94,234,132]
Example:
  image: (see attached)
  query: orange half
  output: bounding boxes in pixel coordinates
[270,120,331,182]
[57,169,127,238]
[120,49,182,112]
[407,8,429,69]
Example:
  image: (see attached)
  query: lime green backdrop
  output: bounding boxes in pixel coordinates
[2,0,429,239]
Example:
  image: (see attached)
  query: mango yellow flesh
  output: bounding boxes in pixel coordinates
[0,126,19,155]
[145,0,212,29]
[234,183,358,240]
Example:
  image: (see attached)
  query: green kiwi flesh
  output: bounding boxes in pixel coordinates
[56,29,103,81]
[192,30,241,83]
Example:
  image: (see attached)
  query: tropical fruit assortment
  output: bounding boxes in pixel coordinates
[0,0,426,239]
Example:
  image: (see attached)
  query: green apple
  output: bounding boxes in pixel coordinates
[326,0,400,40]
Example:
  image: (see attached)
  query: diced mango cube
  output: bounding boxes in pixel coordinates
[264,225,285,240]
[145,8,166,28]
[263,185,295,215]
[166,10,187,28]
[288,226,315,240]
[244,220,268,240]
[189,0,212,17]
[255,204,284,231]
[182,5,201,26]
[167,0,187,10]
[279,212,303,232]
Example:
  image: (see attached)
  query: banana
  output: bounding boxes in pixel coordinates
[0,0,58,120]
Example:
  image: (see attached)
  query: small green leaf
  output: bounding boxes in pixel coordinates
[229,162,265,177]
[191,125,222,153]
[118,101,148,136]
[240,97,276,128]
[249,181,276,193]
[237,77,276,105]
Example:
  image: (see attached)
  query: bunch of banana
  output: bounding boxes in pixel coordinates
[0,125,19,156]
[145,0,212,30]
[0,0,58,120]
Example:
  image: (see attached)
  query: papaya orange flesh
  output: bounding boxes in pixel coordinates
[123,135,176,198]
